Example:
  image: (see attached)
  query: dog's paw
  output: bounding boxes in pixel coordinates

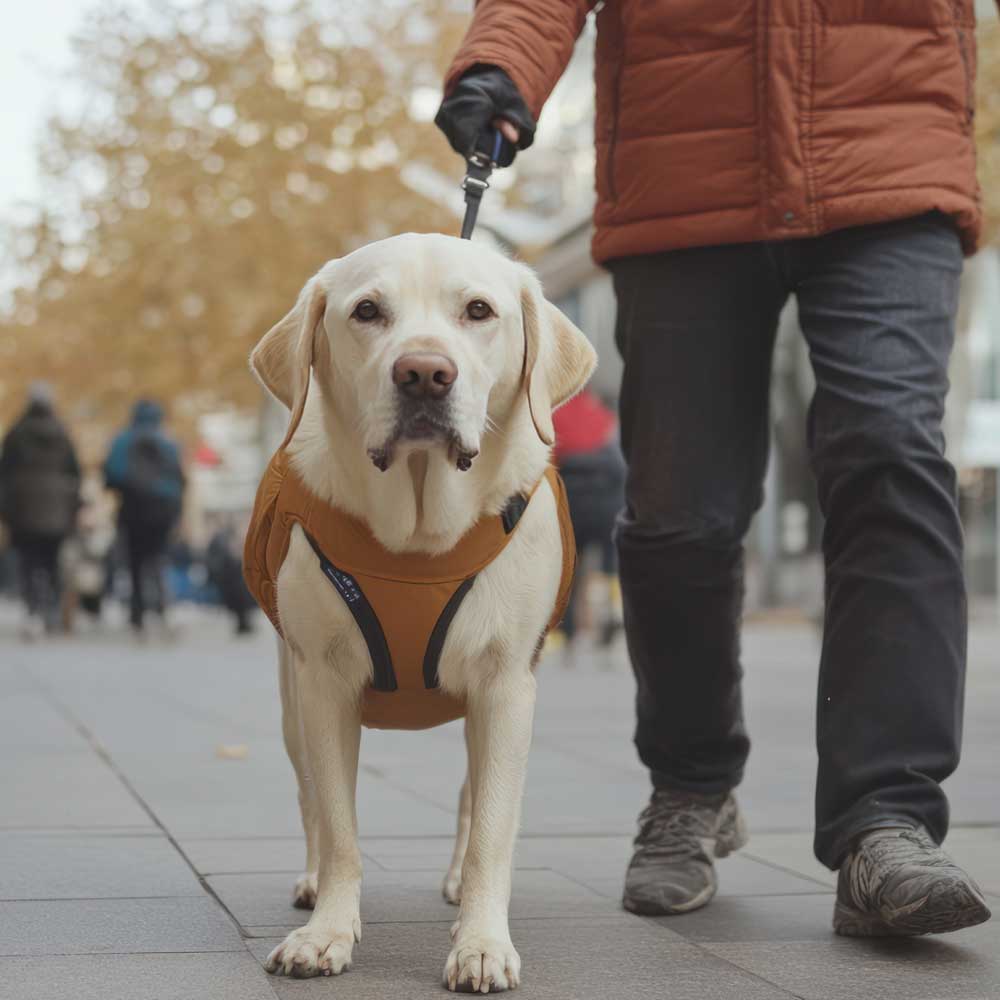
[265,926,357,978]
[292,872,318,910]
[444,935,521,993]
[442,867,463,905]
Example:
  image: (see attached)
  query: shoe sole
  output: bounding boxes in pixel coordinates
[623,879,716,916]
[833,891,992,938]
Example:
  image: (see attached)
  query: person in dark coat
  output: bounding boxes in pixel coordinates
[552,389,625,651]
[0,383,81,638]
[103,399,185,633]
[206,517,257,636]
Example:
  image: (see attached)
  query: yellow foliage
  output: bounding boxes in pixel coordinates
[0,0,469,433]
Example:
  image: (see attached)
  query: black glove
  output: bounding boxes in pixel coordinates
[435,64,536,168]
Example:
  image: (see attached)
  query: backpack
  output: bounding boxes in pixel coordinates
[121,429,182,528]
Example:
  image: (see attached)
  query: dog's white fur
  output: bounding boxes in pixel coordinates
[251,233,596,990]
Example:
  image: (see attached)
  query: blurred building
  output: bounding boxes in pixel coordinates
[186,411,261,545]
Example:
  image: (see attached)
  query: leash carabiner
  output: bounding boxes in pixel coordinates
[460,131,504,240]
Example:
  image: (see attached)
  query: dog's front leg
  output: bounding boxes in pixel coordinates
[277,640,320,909]
[444,671,535,993]
[266,657,362,978]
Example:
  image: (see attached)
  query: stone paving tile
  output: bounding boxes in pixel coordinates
[0,691,91,753]
[741,832,838,888]
[0,952,279,1000]
[120,749,455,841]
[644,893,838,943]
[87,744,304,840]
[357,834,631,873]
[181,834,469,876]
[0,831,202,900]
[0,659,39,698]
[0,897,244,957]
[705,933,1000,1000]
[208,868,624,932]
[248,918,797,1000]
[0,750,153,830]
[179,836,310,876]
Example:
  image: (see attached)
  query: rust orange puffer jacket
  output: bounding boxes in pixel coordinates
[445,1,991,261]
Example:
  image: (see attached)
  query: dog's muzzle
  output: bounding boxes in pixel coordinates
[368,353,479,472]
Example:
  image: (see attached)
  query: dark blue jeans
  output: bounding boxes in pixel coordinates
[610,213,966,869]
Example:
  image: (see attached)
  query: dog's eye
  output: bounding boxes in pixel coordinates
[465,299,494,321]
[352,299,381,322]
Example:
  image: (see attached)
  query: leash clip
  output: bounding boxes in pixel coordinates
[459,133,504,240]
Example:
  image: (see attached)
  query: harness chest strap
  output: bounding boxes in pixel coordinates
[243,453,576,731]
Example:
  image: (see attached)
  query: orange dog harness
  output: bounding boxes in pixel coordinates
[244,450,575,731]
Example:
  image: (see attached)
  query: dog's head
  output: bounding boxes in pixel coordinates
[250,233,596,471]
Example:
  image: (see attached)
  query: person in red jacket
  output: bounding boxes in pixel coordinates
[435,2,992,937]
[551,390,625,653]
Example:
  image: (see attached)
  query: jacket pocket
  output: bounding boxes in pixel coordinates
[604,58,624,202]
[952,2,974,130]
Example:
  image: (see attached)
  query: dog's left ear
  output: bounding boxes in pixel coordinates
[520,274,598,446]
[249,276,327,447]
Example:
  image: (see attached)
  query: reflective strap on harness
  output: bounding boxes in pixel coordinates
[422,576,476,690]
[303,531,397,693]
[501,493,528,534]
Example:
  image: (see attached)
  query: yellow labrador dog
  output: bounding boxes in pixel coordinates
[247,233,596,991]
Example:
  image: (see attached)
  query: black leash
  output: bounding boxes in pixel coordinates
[460,131,504,240]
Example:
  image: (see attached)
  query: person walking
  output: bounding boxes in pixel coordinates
[0,383,81,639]
[206,517,257,636]
[436,2,993,937]
[103,400,185,634]
[552,388,625,653]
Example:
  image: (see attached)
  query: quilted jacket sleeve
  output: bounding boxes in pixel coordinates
[443,0,595,120]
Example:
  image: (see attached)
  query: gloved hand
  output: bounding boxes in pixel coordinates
[435,64,536,168]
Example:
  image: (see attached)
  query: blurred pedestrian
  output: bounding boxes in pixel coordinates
[62,486,116,629]
[103,400,185,635]
[206,517,256,636]
[0,383,81,639]
[551,389,625,655]
[437,3,992,935]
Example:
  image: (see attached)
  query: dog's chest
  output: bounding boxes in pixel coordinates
[275,482,563,701]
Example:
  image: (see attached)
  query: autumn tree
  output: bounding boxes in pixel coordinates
[0,0,470,432]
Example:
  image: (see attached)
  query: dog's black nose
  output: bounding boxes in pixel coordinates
[392,353,457,400]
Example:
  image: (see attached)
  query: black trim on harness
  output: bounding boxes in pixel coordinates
[501,494,528,534]
[423,576,477,690]
[303,531,397,693]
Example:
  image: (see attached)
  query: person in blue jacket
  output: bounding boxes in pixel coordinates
[104,400,185,633]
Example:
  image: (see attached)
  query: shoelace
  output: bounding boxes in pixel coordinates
[633,792,722,861]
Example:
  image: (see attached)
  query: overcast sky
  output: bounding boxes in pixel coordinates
[3,1,82,212]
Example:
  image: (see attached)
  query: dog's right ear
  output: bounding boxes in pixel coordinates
[250,277,327,446]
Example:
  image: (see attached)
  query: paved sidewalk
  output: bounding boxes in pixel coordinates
[2,606,998,999]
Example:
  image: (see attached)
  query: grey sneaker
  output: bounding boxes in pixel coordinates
[835,825,991,937]
[623,789,747,915]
